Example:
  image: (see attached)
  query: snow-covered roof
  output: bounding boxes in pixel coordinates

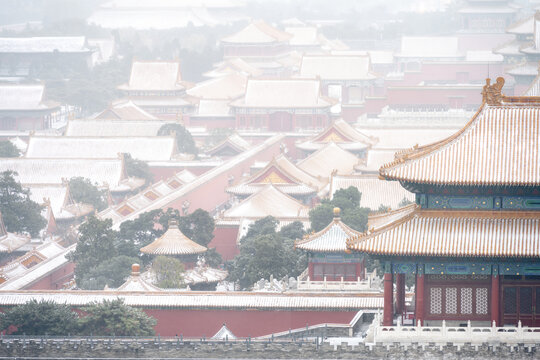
[25,136,177,161]
[0,84,58,111]
[223,184,310,219]
[0,158,130,191]
[297,119,376,152]
[140,220,207,255]
[300,55,376,81]
[295,212,361,253]
[25,184,93,221]
[0,36,90,53]
[358,127,460,150]
[119,61,185,91]
[203,58,263,78]
[506,14,534,35]
[0,290,384,309]
[0,241,69,290]
[92,100,158,120]
[330,174,414,211]
[116,264,161,292]
[65,119,170,137]
[187,73,247,100]
[298,142,359,180]
[355,149,399,174]
[285,26,319,46]
[183,262,228,285]
[221,20,292,44]
[397,36,462,58]
[212,324,236,340]
[206,133,250,156]
[465,50,504,62]
[195,99,232,117]
[232,79,332,108]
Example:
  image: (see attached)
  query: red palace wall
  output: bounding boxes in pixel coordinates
[144,308,358,338]
[164,138,282,213]
[25,262,75,290]
[210,226,240,261]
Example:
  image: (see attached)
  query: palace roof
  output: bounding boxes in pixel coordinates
[397,37,462,59]
[119,61,186,91]
[231,79,333,109]
[298,142,359,180]
[65,119,170,137]
[0,84,59,111]
[0,291,383,310]
[379,93,540,187]
[25,136,177,161]
[221,20,292,44]
[0,36,90,53]
[227,155,320,197]
[300,54,377,81]
[183,261,228,285]
[187,73,247,100]
[206,133,250,157]
[525,70,540,96]
[355,149,399,174]
[295,213,361,253]
[26,184,94,221]
[140,220,207,256]
[296,119,376,152]
[286,26,319,46]
[493,40,523,56]
[506,14,534,35]
[0,158,140,193]
[347,207,540,258]
[0,212,31,253]
[195,99,232,117]
[117,264,161,292]
[92,100,158,120]
[223,184,310,219]
[329,175,414,211]
[203,58,263,78]
[358,127,461,150]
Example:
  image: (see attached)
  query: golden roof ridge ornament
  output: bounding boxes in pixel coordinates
[482,77,504,106]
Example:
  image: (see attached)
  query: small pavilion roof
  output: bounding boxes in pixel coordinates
[347,206,540,259]
[140,219,207,256]
[119,61,186,91]
[212,324,236,340]
[221,20,292,44]
[116,264,161,292]
[295,209,361,253]
[296,119,376,152]
[226,154,320,197]
[525,65,540,96]
[380,86,540,187]
[298,142,359,180]
[223,184,310,219]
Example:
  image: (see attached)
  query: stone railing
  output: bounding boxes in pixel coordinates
[297,270,377,291]
[366,314,540,348]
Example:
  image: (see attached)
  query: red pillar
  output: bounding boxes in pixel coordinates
[416,270,425,326]
[491,267,500,326]
[383,271,394,326]
[308,262,314,280]
[396,273,406,315]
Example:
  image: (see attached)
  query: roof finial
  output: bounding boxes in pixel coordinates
[131,263,140,276]
[481,77,504,105]
[168,218,179,229]
[333,207,341,219]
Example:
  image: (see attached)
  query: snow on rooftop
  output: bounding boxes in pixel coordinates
[120,61,184,91]
[65,119,170,137]
[25,136,177,161]
[0,36,89,53]
[0,84,57,111]
[300,55,376,80]
[398,36,461,58]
